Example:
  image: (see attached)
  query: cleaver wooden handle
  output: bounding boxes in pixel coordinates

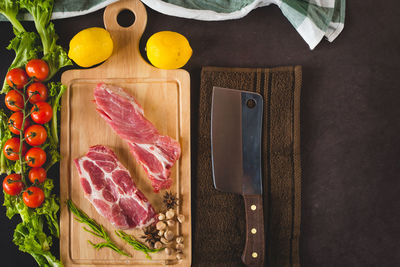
[242,194,265,267]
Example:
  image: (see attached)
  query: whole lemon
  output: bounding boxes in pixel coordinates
[146,31,192,69]
[68,27,113,68]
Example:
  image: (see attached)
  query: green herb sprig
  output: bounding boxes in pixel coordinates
[115,230,163,259]
[67,199,130,257]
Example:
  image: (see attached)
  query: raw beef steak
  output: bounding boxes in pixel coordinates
[94,83,181,192]
[74,145,157,229]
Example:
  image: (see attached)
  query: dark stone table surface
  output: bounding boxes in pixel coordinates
[0,1,398,266]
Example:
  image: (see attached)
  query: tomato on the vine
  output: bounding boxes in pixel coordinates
[28,167,47,184]
[5,90,24,111]
[25,59,49,81]
[31,102,53,124]
[24,124,47,146]
[26,82,48,103]
[2,173,24,196]
[23,186,45,208]
[6,68,29,89]
[3,137,27,161]
[8,112,30,135]
[25,147,46,167]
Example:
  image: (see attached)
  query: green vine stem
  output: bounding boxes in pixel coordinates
[11,79,35,186]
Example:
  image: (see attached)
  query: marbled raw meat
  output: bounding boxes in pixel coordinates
[74,145,157,229]
[93,83,181,192]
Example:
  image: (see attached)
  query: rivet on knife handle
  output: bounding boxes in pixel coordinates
[242,194,265,266]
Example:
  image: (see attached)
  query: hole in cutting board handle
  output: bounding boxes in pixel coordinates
[117,9,136,28]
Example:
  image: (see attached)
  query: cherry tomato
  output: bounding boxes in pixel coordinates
[23,186,45,208]
[2,173,23,196]
[26,82,48,103]
[8,112,30,135]
[25,147,46,167]
[28,167,47,184]
[25,59,49,81]
[3,137,27,161]
[5,90,24,111]
[31,102,52,124]
[6,68,29,89]
[24,125,47,146]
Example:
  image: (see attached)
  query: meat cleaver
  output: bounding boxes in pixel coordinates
[211,86,265,266]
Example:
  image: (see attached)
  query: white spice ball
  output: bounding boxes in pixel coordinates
[176,236,184,243]
[167,219,176,227]
[176,243,184,250]
[176,252,185,260]
[158,213,166,221]
[164,230,174,241]
[160,237,169,244]
[156,221,166,231]
[177,214,185,223]
[158,230,165,237]
[166,209,175,220]
[154,241,163,249]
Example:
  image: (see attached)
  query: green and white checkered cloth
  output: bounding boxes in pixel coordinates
[141,0,346,49]
[0,0,345,50]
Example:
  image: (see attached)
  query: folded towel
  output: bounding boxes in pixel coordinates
[193,66,302,267]
[141,0,346,49]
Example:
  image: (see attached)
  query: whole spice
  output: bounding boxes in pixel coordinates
[164,230,174,241]
[154,241,163,249]
[141,225,161,247]
[158,230,165,237]
[177,214,185,223]
[176,236,184,243]
[176,252,184,260]
[158,213,166,221]
[176,243,184,250]
[166,209,175,220]
[167,219,175,227]
[163,191,179,210]
[156,221,167,231]
[160,237,169,244]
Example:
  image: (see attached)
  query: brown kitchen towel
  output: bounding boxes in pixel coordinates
[193,66,301,267]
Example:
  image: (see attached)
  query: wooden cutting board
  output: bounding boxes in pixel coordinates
[60,0,191,266]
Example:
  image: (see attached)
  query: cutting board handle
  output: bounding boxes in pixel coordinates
[101,0,151,73]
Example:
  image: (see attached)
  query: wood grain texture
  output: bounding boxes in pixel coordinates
[60,0,191,266]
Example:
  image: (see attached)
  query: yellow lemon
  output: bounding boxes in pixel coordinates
[146,31,192,69]
[68,27,113,68]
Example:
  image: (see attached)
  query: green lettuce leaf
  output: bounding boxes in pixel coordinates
[19,0,72,80]
[36,179,60,237]
[1,31,41,94]
[19,0,53,54]
[0,0,25,33]
[0,110,20,174]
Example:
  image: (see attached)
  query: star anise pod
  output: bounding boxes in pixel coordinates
[163,191,179,210]
[141,225,160,247]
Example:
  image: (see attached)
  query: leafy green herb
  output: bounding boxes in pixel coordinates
[67,199,130,257]
[116,230,163,259]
